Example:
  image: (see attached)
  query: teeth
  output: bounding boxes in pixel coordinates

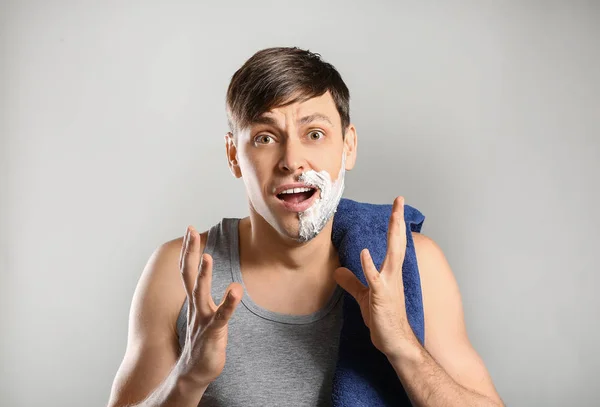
[279,187,314,195]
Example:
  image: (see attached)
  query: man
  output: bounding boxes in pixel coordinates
[106,47,504,407]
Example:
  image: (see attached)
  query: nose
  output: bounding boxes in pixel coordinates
[278,138,308,175]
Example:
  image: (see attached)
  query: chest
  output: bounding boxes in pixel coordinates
[241,270,340,315]
[197,304,343,407]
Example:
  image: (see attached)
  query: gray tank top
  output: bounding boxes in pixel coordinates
[176,218,345,407]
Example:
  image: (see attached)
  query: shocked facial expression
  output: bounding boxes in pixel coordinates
[226,91,357,243]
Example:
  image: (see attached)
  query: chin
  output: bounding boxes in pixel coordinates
[276,217,306,243]
[253,198,324,243]
[281,214,326,244]
[268,210,317,244]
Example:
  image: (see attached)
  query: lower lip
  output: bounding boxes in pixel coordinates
[276,190,319,212]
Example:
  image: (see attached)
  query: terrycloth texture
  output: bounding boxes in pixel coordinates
[330,198,426,407]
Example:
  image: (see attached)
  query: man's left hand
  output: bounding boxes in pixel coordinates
[333,196,420,360]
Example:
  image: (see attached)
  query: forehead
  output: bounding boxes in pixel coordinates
[257,91,340,125]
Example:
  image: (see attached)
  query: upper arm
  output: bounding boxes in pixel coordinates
[107,232,207,407]
[413,231,503,404]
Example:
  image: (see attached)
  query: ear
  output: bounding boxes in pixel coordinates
[342,124,358,171]
[224,132,242,178]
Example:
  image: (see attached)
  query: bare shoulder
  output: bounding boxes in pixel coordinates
[410,230,462,343]
[411,231,456,297]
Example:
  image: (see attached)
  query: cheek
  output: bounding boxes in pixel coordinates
[323,160,344,183]
[238,155,271,190]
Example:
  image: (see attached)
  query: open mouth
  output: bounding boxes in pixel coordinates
[276,187,318,204]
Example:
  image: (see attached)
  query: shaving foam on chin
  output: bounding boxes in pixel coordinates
[296,152,346,242]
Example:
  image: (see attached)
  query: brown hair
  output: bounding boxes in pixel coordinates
[226,47,350,138]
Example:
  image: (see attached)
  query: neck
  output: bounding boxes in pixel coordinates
[238,210,340,282]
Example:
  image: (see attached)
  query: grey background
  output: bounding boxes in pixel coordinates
[1,1,599,406]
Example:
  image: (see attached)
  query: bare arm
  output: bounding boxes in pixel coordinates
[388,232,504,406]
[389,345,502,406]
[121,362,209,407]
[106,234,208,407]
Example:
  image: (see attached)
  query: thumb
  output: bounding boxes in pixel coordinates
[334,267,368,301]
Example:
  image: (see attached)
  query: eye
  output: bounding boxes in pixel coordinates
[308,130,324,141]
[254,134,274,144]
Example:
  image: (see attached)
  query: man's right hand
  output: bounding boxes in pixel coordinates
[175,226,244,387]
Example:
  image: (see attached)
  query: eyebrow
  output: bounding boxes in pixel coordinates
[252,113,334,128]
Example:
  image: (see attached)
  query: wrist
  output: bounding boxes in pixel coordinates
[175,372,210,395]
[172,360,211,398]
[386,339,425,375]
[384,329,423,360]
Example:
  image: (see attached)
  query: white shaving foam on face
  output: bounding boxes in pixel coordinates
[296,152,346,242]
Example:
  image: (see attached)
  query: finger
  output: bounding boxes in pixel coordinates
[382,196,406,274]
[179,226,188,270]
[193,252,216,319]
[361,249,381,289]
[333,267,368,301]
[210,282,244,330]
[180,226,197,300]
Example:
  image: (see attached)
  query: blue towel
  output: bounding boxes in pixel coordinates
[330,197,426,406]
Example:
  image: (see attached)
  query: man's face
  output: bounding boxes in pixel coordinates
[226,91,357,242]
